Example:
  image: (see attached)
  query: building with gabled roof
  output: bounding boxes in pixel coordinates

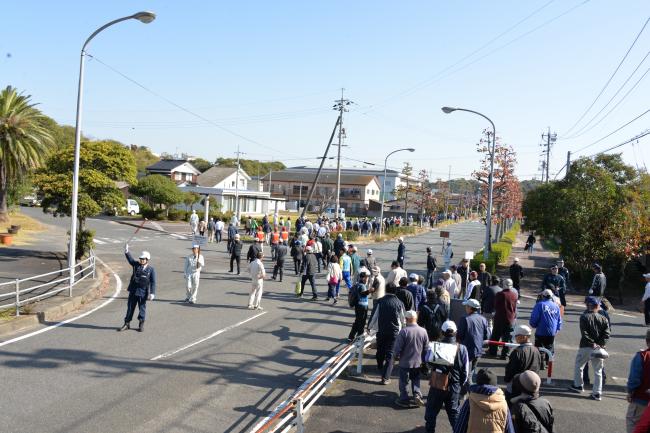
[145,159,201,186]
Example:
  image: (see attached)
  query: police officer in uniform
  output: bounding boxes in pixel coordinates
[119,244,156,332]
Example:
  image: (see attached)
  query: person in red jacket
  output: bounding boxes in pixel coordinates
[488,278,518,359]
[628,330,650,432]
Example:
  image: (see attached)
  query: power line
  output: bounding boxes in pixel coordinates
[587,130,650,158]
[572,109,650,154]
[86,53,284,154]
[562,16,650,136]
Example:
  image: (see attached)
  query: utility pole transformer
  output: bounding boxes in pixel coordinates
[332,89,352,220]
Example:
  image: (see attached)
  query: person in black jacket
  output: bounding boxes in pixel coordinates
[299,245,319,300]
[291,239,304,275]
[272,240,288,282]
[418,289,449,341]
[119,245,156,332]
[505,325,543,400]
[477,262,491,293]
[369,283,406,384]
[227,222,237,253]
[397,237,406,268]
[511,371,554,433]
[229,234,243,275]
[396,277,415,311]
[247,238,262,263]
[426,247,437,289]
[509,257,524,297]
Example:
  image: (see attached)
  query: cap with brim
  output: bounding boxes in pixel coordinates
[441,320,457,333]
[514,324,532,336]
[367,249,373,255]
[442,270,451,275]
[192,244,200,249]
[463,299,480,309]
[404,310,417,319]
[542,289,554,298]
[409,273,418,280]
[585,296,600,305]
[514,257,519,262]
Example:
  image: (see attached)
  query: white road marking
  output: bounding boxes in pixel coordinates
[519,294,639,318]
[93,238,107,245]
[169,233,188,240]
[151,311,267,361]
[0,257,122,348]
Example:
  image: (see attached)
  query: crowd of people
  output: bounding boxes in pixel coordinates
[118,211,650,433]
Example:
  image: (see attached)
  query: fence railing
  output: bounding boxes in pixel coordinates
[249,333,375,433]
[0,252,96,317]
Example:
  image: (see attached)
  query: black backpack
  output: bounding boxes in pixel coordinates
[348,283,360,308]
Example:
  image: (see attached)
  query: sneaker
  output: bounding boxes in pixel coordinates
[311,296,318,301]
[568,385,584,393]
[333,299,338,305]
[413,394,425,407]
[380,378,391,385]
[247,305,254,310]
[395,398,411,408]
[117,322,130,332]
[325,297,331,301]
[256,306,264,311]
[138,321,144,332]
[590,394,602,401]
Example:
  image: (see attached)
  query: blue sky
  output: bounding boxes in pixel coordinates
[2,1,649,180]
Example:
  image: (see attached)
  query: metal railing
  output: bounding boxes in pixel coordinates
[0,252,96,317]
[249,333,375,433]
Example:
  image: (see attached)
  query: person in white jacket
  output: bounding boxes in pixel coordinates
[326,255,343,303]
[442,240,454,269]
[386,260,408,288]
[189,210,199,236]
[441,270,459,298]
[248,251,266,310]
[184,244,204,304]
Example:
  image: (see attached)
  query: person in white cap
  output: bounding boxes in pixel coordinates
[397,237,406,268]
[119,244,156,332]
[504,324,543,400]
[393,310,430,407]
[441,270,459,299]
[248,251,266,310]
[189,209,199,236]
[442,240,453,270]
[363,249,377,285]
[642,273,650,326]
[424,320,469,433]
[184,244,204,304]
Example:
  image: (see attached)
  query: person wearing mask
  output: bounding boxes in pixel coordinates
[489,278,518,359]
[457,298,489,382]
[510,371,554,433]
[394,310,430,408]
[481,275,502,334]
[326,255,343,303]
[396,277,415,312]
[247,251,266,310]
[424,320,469,433]
[454,368,515,433]
[426,247,438,289]
[347,271,371,341]
[569,296,611,401]
[529,289,562,364]
[183,244,204,304]
[509,257,524,298]
[369,283,406,385]
[272,240,288,282]
[418,289,448,342]
[643,273,650,327]
[119,245,156,333]
[386,260,408,288]
[504,325,543,399]
[626,330,650,433]
[407,273,427,312]
[464,271,481,301]
[229,234,243,275]
[298,245,319,300]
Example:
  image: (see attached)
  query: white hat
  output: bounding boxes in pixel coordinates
[192,244,200,249]
[441,320,457,333]
[514,324,532,336]
[643,273,650,278]
[405,310,417,319]
[305,245,313,252]
[463,299,480,309]
[234,234,240,239]
[408,273,418,280]
[398,237,404,242]
[442,270,451,275]
[367,249,373,255]
[447,240,452,245]
[139,251,151,260]
[542,289,554,298]
[513,257,520,262]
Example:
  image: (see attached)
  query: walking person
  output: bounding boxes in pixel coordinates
[326,255,342,303]
[541,265,566,301]
[557,258,571,293]
[183,244,204,304]
[426,247,438,289]
[396,277,415,311]
[643,273,650,326]
[207,218,215,243]
[299,245,319,300]
[407,273,427,312]
[418,289,449,342]
[481,275,502,335]
[457,298,489,383]
[394,310,430,408]
[569,296,611,401]
[442,240,453,270]
[189,210,199,236]
[347,271,370,341]
[119,244,156,332]
[272,240,288,282]
[489,278,518,359]
[198,218,207,237]
[215,218,224,243]
[369,283,406,384]
[397,237,406,268]
[529,289,562,364]
[247,237,263,263]
[424,320,469,433]
[339,249,353,289]
[450,265,462,294]
[291,239,304,276]
[248,252,266,310]
[626,330,650,433]
[509,257,524,298]
[525,232,536,254]
[227,222,237,253]
[229,234,243,275]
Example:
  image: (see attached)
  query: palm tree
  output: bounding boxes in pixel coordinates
[0,86,53,222]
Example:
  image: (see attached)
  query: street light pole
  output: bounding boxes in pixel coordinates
[441,106,496,260]
[379,148,415,236]
[68,12,156,291]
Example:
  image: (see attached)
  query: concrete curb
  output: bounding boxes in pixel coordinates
[0,264,110,338]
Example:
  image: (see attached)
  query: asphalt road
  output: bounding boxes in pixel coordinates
[0,210,488,433]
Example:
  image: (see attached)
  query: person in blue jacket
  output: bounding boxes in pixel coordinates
[529,289,562,363]
[119,244,157,332]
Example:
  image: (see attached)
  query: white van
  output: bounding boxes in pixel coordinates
[324,207,345,220]
[126,199,140,216]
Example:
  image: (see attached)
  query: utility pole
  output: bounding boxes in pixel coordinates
[565,151,571,177]
[445,165,451,218]
[541,127,557,183]
[234,145,245,223]
[333,88,352,219]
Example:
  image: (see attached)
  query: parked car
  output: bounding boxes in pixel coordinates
[323,207,345,220]
[19,194,41,207]
[125,199,140,216]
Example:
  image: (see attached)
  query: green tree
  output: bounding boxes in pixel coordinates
[131,174,183,215]
[215,157,285,177]
[192,157,212,173]
[0,86,54,222]
[130,145,160,176]
[34,140,137,231]
[393,162,413,219]
[182,191,201,211]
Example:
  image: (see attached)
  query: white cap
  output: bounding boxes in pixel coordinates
[442,270,451,275]
[192,244,200,249]
[514,324,532,336]
[234,234,240,239]
[139,251,151,260]
[405,310,417,319]
[409,273,418,280]
[447,240,452,245]
[398,237,404,241]
[441,320,457,333]
[463,299,480,309]
[513,257,520,262]
[542,289,554,298]
[367,249,373,255]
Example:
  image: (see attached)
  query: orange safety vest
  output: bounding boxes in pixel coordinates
[256,231,264,241]
[271,232,280,244]
[281,231,289,241]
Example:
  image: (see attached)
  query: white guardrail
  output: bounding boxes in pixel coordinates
[249,333,376,433]
[0,252,96,317]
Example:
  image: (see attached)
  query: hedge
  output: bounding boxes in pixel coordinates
[470,222,520,273]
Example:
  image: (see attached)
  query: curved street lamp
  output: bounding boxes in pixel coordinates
[441,106,496,260]
[68,12,156,291]
[379,148,415,236]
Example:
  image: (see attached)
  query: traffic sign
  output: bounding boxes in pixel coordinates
[440,231,450,238]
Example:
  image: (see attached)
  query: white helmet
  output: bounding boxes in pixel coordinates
[139,251,151,260]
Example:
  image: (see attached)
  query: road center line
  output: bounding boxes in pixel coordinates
[0,257,122,348]
[150,311,267,361]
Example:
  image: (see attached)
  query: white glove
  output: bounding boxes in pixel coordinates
[125,243,129,253]
[148,294,155,301]
[588,289,593,295]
